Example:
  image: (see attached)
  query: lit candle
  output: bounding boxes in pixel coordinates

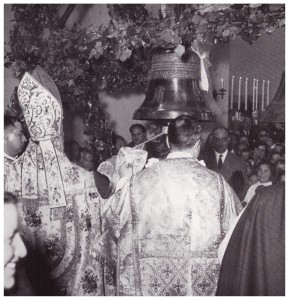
[245,78,248,111]
[221,78,224,89]
[230,76,234,110]
[252,79,256,110]
[238,77,242,110]
[267,80,270,105]
[261,80,265,110]
[256,79,259,110]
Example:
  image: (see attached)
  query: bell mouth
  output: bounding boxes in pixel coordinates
[133,106,215,121]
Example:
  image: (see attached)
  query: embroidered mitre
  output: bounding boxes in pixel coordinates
[17,66,66,208]
[17,70,62,141]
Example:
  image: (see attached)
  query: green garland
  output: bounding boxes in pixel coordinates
[5,4,285,166]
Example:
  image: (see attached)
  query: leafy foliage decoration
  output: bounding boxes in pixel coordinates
[5,4,285,166]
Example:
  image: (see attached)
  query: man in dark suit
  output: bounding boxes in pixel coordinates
[203,127,248,200]
[239,116,258,144]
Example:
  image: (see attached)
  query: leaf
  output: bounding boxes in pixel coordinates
[196,33,204,43]
[119,48,132,61]
[222,29,230,37]
[126,25,136,36]
[184,32,194,43]
[278,18,285,27]
[192,39,199,51]
[160,28,181,45]
[191,14,203,25]
[63,40,72,50]
[42,28,51,40]
[196,24,208,33]
[249,4,261,9]
[73,88,80,95]
[78,46,87,51]
[4,61,12,68]
[269,4,283,11]
[216,25,223,34]
[250,14,258,23]
[89,48,97,59]
[199,18,208,25]
[107,30,119,38]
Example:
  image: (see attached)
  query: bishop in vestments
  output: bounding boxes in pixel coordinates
[4,66,115,296]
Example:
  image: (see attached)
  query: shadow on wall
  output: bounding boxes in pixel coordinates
[62,92,147,145]
[99,92,147,142]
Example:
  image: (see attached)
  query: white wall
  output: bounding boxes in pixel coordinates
[230,28,285,107]
[99,92,147,143]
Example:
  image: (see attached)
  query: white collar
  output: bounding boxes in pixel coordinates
[214,149,228,162]
[167,151,193,159]
[4,152,17,161]
[257,181,272,187]
[166,151,206,166]
[4,152,23,164]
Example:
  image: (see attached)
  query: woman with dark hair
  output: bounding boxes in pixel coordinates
[273,159,285,183]
[242,161,273,206]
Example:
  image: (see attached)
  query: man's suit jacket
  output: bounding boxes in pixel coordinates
[203,150,249,201]
[239,127,258,143]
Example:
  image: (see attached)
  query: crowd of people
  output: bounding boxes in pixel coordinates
[4,66,285,296]
[201,117,285,205]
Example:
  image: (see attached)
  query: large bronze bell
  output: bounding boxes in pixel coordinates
[133,48,215,121]
[260,71,285,123]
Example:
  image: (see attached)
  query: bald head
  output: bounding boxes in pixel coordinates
[4,115,27,157]
[212,127,230,154]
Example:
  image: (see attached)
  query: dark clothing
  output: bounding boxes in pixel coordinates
[203,150,248,200]
[127,141,137,148]
[216,183,285,296]
[94,171,112,199]
[239,127,258,144]
[5,260,35,296]
[127,140,168,160]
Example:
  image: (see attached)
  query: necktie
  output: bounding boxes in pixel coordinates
[218,154,223,170]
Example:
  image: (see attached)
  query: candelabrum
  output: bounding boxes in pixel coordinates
[229,75,270,127]
[229,109,243,132]
[229,109,260,132]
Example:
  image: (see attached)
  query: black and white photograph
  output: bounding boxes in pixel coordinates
[3,2,285,296]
